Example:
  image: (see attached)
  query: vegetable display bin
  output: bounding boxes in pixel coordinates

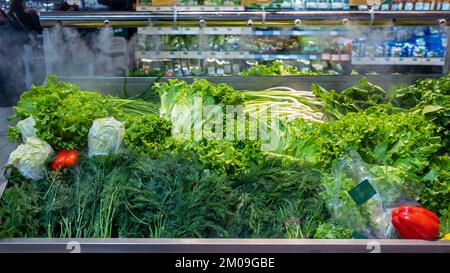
[1,75,449,253]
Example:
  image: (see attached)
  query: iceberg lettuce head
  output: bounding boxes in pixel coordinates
[88,117,125,157]
[7,137,54,181]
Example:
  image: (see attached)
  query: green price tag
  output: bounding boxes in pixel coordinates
[348,179,376,206]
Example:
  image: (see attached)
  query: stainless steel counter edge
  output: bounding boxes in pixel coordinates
[0,238,449,253]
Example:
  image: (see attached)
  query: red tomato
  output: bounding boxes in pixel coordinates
[50,150,79,171]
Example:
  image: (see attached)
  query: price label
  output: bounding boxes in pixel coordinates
[152,0,178,5]
[331,54,340,61]
[348,179,377,206]
[241,0,272,4]
[321,53,331,60]
[349,0,381,6]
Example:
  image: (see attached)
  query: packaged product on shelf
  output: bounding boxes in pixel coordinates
[295,59,312,72]
[423,0,432,9]
[443,0,450,10]
[415,0,425,10]
[232,61,242,75]
[206,58,217,75]
[380,1,390,10]
[311,60,328,72]
[215,59,226,75]
[391,0,403,10]
[404,0,415,10]
[137,34,146,51]
[322,149,416,239]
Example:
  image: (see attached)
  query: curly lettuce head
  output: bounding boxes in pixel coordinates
[7,137,54,181]
[88,117,125,157]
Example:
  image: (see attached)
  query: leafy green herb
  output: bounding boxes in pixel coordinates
[242,61,328,76]
[7,76,159,150]
[124,114,173,155]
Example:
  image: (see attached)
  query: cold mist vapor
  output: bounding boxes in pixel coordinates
[0,23,29,106]
[44,25,135,77]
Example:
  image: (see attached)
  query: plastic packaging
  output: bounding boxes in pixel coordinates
[88,117,125,157]
[322,149,411,239]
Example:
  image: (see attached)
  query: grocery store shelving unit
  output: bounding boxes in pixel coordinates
[1,10,450,253]
[352,56,445,65]
[39,10,450,74]
[135,51,350,61]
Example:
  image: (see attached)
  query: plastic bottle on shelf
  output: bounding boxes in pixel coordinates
[305,0,316,9]
[429,0,437,10]
[281,0,293,9]
[404,0,415,10]
[331,0,345,9]
[232,61,242,75]
[415,0,424,10]
[342,0,350,9]
[435,0,442,10]
[353,38,366,58]
[206,59,216,75]
[324,0,330,9]
[391,0,402,10]
[358,4,369,10]
[223,60,232,75]
[426,27,445,57]
[380,0,390,10]
[443,0,450,10]
[423,0,432,10]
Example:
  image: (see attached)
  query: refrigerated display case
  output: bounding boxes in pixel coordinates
[1,7,450,253]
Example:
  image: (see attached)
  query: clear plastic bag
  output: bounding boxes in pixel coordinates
[322,148,411,239]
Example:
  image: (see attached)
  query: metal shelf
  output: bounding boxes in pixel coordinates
[39,11,450,28]
[52,74,443,96]
[136,51,350,60]
[352,57,445,65]
[136,5,245,12]
[138,26,343,35]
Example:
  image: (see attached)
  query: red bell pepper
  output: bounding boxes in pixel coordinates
[50,150,79,171]
[391,206,439,240]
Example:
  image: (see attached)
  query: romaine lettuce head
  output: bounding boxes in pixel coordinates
[88,117,125,157]
[7,137,54,181]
